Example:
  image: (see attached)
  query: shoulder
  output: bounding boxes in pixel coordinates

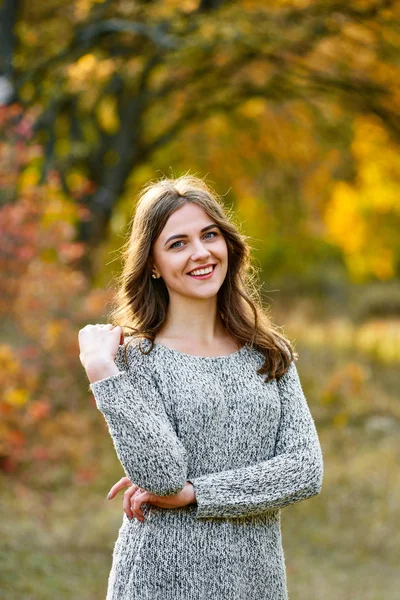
[114,336,157,378]
[276,340,299,380]
[276,354,304,400]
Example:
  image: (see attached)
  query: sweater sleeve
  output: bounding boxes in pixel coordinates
[188,359,324,519]
[89,342,188,497]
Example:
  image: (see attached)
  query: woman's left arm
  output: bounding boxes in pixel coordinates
[188,360,324,520]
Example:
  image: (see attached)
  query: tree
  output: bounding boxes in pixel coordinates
[3,0,399,277]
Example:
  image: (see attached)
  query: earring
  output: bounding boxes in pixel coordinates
[152,273,157,279]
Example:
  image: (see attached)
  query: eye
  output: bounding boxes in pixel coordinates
[204,231,218,240]
[169,231,218,249]
[170,240,184,249]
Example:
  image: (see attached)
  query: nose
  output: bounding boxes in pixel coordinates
[190,239,211,261]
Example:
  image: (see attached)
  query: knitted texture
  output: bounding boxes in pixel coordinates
[89,337,324,600]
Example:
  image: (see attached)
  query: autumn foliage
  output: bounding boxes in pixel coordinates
[0,104,113,485]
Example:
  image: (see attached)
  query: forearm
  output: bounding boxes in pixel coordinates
[90,370,189,496]
[189,440,323,519]
[190,359,324,520]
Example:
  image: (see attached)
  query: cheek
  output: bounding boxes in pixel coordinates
[163,258,187,281]
[217,242,229,265]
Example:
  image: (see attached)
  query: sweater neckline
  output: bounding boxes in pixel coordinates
[153,341,248,361]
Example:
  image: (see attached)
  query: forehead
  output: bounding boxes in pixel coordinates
[160,203,212,237]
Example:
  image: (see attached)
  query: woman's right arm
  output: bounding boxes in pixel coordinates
[86,341,189,497]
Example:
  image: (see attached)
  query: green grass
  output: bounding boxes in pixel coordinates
[0,547,110,600]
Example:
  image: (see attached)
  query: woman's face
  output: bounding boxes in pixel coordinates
[151,203,228,301]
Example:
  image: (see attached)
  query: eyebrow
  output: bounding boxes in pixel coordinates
[164,224,219,246]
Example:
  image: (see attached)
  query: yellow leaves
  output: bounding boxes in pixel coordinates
[19,166,41,190]
[67,53,116,93]
[4,388,30,407]
[324,116,400,282]
[68,53,97,81]
[40,197,77,229]
[40,248,58,264]
[15,21,38,46]
[0,345,19,376]
[351,117,400,215]
[341,22,377,46]
[239,98,266,119]
[264,0,312,8]
[74,0,105,21]
[365,250,394,281]
[202,114,229,137]
[236,192,265,224]
[352,117,389,158]
[43,319,67,351]
[302,150,340,222]
[66,171,87,193]
[96,96,120,134]
[325,182,366,254]
[0,346,35,413]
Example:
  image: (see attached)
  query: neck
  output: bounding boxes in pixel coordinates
[159,293,226,345]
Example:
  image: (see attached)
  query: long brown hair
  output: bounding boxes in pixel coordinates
[107,174,297,382]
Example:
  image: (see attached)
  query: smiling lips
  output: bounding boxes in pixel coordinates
[187,264,216,279]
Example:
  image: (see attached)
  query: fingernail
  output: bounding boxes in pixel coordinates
[107,492,111,499]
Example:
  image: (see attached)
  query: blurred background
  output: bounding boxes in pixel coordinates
[0,1,399,598]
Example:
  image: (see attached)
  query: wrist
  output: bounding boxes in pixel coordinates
[186,481,197,505]
[85,358,120,384]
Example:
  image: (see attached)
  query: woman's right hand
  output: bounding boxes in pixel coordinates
[79,323,124,383]
[78,323,124,371]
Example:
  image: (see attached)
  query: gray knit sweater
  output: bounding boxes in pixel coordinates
[89,337,324,600]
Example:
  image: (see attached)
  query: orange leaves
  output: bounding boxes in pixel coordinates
[321,362,368,405]
[27,399,52,421]
[0,345,20,378]
[1,345,31,410]
[0,104,103,484]
[319,361,372,429]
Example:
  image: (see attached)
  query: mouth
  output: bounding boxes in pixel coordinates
[187,264,216,280]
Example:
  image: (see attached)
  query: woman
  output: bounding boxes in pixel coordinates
[78,174,324,600]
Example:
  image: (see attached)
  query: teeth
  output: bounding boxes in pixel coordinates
[189,266,213,276]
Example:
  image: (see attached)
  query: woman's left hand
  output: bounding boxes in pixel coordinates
[107,477,196,522]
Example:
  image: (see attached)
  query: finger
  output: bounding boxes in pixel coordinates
[132,490,151,522]
[107,477,135,499]
[130,488,144,521]
[130,489,147,521]
[129,488,144,522]
[123,487,139,520]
